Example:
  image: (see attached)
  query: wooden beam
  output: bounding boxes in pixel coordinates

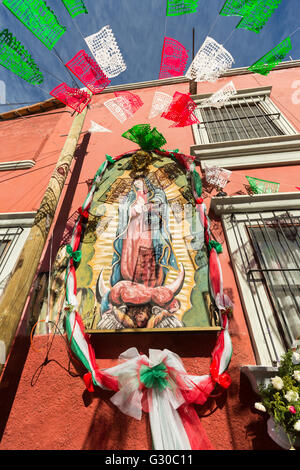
[0,104,89,376]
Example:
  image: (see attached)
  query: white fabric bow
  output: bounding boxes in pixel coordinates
[104,347,193,450]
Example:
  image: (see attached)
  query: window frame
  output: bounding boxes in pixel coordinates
[0,212,36,295]
[0,160,35,171]
[192,86,297,145]
[190,86,300,170]
[211,192,300,366]
[196,97,286,143]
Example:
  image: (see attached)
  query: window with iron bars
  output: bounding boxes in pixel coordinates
[228,210,300,366]
[0,226,24,294]
[193,92,296,144]
[0,213,36,297]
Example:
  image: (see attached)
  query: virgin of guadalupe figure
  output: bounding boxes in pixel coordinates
[111,176,179,287]
[98,175,185,329]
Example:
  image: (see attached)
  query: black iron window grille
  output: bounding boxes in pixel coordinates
[196,95,285,143]
[230,211,300,364]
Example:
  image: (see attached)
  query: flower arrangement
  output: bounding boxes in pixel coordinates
[254,342,300,449]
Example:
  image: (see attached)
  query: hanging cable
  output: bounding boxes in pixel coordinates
[207,10,221,38]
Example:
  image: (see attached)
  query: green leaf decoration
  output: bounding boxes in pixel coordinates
[140,363,171,391]
[248,37,292,75]
[122,124,167,151]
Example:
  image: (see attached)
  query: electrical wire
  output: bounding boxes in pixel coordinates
[206,9,221,38]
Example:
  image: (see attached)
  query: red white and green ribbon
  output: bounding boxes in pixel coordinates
[62,146,233,450]
[190,163,233,386]
[103,347,213,450]
[64,159,116,389]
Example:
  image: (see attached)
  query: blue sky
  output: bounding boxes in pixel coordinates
[0,0,299,113]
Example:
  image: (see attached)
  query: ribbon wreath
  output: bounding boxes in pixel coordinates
[63,127,233,450]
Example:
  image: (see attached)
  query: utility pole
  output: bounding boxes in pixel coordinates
[189,28,197,95]
[0,102,89,376]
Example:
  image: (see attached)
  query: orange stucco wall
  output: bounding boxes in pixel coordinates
[0,67,299,450]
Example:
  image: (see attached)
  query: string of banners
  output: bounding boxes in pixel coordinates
[219,1,293,75]
[0,0,295,113]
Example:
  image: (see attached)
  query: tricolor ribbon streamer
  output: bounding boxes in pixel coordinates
[62,127,233,450]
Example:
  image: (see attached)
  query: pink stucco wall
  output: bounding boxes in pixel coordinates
[0,66,299,450]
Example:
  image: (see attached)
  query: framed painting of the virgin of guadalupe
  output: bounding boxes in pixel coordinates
[65,125,222,333]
